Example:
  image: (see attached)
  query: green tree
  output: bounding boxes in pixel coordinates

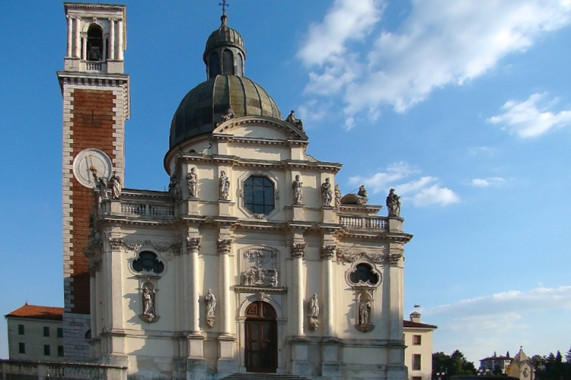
[432,350,477,379]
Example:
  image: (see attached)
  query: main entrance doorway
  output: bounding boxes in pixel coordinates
[245,301,277,373]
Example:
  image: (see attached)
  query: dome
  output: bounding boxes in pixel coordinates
[203,14,246,64]
[169,75,282,147]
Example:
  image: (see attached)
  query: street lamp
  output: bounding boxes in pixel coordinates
[436,371,446,380]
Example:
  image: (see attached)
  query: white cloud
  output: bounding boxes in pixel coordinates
[471,177,505,187]
[348,162,458,206]
[423,285,571,362]
[298,0,571,123]
[488,93,571,137]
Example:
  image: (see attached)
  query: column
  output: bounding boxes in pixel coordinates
[320,245,335,337]
[186,236,201,334]
[109,19,116,60]
[291,242,305,337]
[117,19,124,61]
[217,237,238,375]
[74,17,81,58]
[66,16,72,57]
[290,240,311,377]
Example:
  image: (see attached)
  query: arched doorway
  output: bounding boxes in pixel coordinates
[245,301,277,373]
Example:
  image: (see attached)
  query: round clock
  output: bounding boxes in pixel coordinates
[73,148,112,188]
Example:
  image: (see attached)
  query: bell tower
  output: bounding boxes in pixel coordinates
[57,2,129,361]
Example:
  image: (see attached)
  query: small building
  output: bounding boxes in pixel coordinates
[4,304,64,361]
[403,311,437,380]
[480,352,512,375]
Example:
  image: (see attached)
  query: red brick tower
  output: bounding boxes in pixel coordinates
[57,3,129,361]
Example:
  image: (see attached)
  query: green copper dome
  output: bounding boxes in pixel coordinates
[169,75,282,147]
[169,14,283,148]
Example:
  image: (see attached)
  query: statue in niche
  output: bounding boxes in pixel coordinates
[141,284,157,322]
[204,289,216,328]
[386,188,401,217]
[321,178,333,206]
[285,109,303,130]
[359,300,371,326]
[356,291,374,332]
[219,171,230,200]
[307,293,320,331]
[292,175,303,204]
[107,171,122,199]
[186,167,198,198]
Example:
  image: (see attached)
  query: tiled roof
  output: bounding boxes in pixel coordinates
[403,320,437,329]
[5,304,64,321]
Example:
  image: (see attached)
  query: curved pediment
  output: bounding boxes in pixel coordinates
[213,116,308,141]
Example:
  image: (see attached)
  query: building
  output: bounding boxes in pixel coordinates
[403,312,437,380]
[4,2,414,379]
[4,304,64,362]
[479,347,535,380]
[479,352,512,375]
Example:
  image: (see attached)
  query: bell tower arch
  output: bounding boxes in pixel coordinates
[57,2,130,361]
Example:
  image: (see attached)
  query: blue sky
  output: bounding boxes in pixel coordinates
[1,0,570,364]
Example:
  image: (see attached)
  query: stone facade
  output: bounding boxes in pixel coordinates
[58,3,413,379]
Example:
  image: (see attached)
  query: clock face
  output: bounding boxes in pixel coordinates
[73,148,112,188]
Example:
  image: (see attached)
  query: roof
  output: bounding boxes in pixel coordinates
[481,355,511,361]
[403,320,437,329]
[5,304,64,321]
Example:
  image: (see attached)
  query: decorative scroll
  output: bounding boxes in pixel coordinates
[336,249,384,264]
[321,245,336,259]
[240,248,279,287]
[291,243,306,259]
[217,239,232,255]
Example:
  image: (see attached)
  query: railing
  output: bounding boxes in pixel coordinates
[86,61,103,71]
[339,215,387,230]
[120,202,174,219]
[0,359,126,379]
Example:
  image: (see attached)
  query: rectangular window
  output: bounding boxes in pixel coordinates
[18,324,24,335]
[57,327,63,338]
[43,326,50,337]
[58,345,64,357]
[44,345,51,356]
[412,354,421,371]
[18,343,25,354]
[413,334,422,345]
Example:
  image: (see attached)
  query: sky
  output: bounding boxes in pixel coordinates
[1,0,570,365]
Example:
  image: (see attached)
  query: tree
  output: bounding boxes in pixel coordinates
[432,350,477,379]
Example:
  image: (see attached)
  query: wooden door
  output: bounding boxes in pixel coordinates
[245,301,277,373]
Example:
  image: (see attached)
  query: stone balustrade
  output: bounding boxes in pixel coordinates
[339,215,387,230]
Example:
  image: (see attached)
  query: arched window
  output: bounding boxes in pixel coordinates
[209,52,220,78]
[244,176,275,215]
[236,53,244,76]
[223,50,234,75]
[86,24,104,61]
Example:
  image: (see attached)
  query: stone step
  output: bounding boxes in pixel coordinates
[221,373,311,380]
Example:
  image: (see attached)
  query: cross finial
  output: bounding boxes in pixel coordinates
[219,0,229,15]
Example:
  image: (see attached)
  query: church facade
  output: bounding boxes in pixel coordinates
[58,3,412,379]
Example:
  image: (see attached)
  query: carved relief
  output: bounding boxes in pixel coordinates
[240,248,279,287]
[336,249,384,264]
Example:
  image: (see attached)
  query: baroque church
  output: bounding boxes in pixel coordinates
[57,2,413,379]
